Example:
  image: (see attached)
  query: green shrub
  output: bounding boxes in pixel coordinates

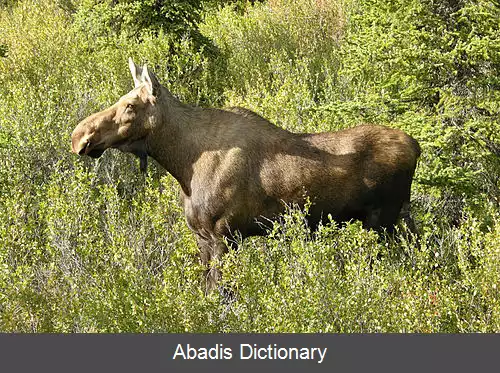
[73,0,206,45]
[0,0,499,332]
[216,205,500,332]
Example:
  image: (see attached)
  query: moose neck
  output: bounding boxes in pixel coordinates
[144,86,204,196]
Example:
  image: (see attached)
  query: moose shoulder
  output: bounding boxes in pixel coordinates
[71,58,421,291]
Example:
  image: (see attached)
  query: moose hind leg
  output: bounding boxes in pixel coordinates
[363,207,382,231]
[379,201,405,233]
[363,202,402,233]
[400,200,418,234]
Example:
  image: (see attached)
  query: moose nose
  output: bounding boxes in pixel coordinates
[71,129,87,155]
[78,141,90,155]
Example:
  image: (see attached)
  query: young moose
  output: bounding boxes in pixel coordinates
[71,59,421,291]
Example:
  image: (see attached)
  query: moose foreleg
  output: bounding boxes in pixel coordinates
[196,235,229,293]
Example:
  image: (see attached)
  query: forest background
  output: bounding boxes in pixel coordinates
[0,0,499,332]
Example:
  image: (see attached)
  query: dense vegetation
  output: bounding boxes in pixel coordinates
[0,0,499,332]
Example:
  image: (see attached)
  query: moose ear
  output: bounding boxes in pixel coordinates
[128,57,143,88]
[141,64,161,97]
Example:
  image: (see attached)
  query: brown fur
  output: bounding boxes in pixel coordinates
[71,59,421,291]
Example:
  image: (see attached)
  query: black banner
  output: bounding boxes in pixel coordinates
[0,334,497,372]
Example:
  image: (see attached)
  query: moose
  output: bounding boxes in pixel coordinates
[71,58,421,291]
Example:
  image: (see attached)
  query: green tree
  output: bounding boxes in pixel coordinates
[73,0,209,47]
